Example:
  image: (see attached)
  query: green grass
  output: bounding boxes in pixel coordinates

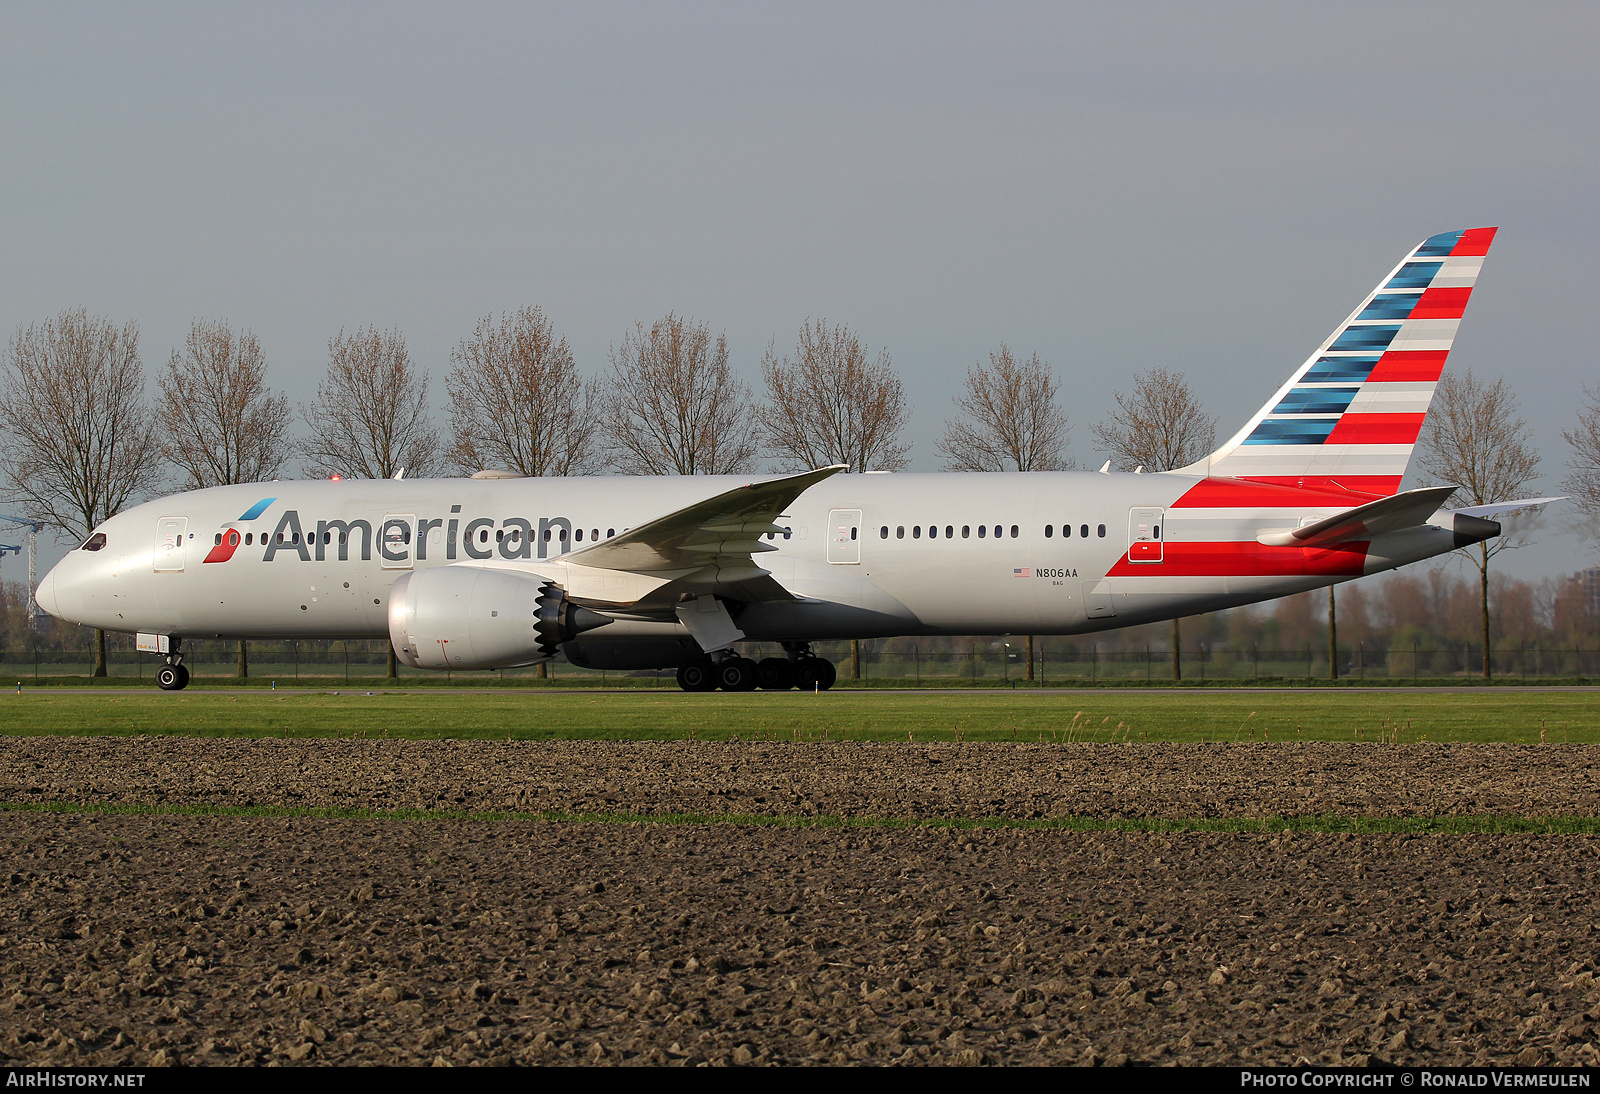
[5,798,1599,834]
[0,689,1596,743]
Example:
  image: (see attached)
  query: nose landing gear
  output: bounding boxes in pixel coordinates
[155,638,190,691]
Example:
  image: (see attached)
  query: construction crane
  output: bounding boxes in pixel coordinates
[0,514,45,628]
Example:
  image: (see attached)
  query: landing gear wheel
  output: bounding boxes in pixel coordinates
[676,661,718,692]
[716,657,759,692]
[156,664,190,691]
[794,657,836,691]
[757,657,797,690]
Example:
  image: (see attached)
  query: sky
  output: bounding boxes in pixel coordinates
[1,1,1596,582]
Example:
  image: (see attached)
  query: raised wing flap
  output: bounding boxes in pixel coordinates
[564,464,847,573]
[1257,485,1458,548]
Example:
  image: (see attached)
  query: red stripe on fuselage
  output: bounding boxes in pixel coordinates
[1324,413,1426,445]
[1367,350,1447,383]
[1410,286,1471,319]
[1236,475,1403,496]
[1451,227,1497,256]
[1105,540,1368,578]
[1171,477,1385,509]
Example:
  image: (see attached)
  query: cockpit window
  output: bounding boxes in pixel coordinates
[80,532,107,552]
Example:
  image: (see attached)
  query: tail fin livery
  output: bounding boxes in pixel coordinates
[1179,227,1497,497]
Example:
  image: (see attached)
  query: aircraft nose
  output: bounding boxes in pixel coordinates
[33,567,59,618]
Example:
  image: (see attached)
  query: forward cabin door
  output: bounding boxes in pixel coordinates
[154,516,188,572]
[1128,507,1165,564]
[827,509,862,565]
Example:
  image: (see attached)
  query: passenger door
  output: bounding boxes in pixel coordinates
[380,514,415,570]
[1128,507,1165,564]
[154,516,188,572]
[826,509,862,565]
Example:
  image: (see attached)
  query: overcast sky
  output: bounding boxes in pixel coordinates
[2,2,1596,581]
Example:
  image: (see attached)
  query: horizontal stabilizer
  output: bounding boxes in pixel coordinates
[1256,486,1458,547]
[1448,496,1566,519]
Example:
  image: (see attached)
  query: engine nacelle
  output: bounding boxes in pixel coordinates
[388,566,611,670]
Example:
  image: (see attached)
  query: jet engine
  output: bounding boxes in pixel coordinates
[388,566,611,670]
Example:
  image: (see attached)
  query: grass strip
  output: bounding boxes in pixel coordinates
[4,799,1599,835]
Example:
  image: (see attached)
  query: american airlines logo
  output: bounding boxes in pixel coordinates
[204,502,585,564]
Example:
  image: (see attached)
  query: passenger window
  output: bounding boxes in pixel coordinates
[913,526,921,539]
[592,529,599,541]
[1098,524,1106,538]
[561,528,569,542]
[850,527,857,541]
[962,526,970,538]
[880,526,888,539]
[245,533,253,545]
[783,527,792,540]
[496,529,504,542]
[928,525,937,539]
[1010,525,1019,538]
[946,525,954,539]
[575,529,583,541]
[1153,524,1160,539]
[607,528,615,538]
[80,532,107,552]
[1080,524,1089,538]
[1044,525,1053,538]
[541,529,549,542]
[896,526,905,539]
[993,525,1002,538]
[228,531,239,546]
[978,526,986,538]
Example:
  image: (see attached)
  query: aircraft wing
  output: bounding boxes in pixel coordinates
[1256,486,1459,548]
[555,464,847,600]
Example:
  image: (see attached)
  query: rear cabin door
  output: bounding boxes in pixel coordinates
[1128,507,1165,564]
[826,509,862,564]
[154,516,188,572]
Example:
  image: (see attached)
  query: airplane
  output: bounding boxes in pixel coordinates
[35,226,1557,692]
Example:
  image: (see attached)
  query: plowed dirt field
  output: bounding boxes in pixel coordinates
[3,739,1599,1067]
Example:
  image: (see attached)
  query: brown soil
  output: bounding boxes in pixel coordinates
[3,738,1599,819]
[3,740,1600,1067]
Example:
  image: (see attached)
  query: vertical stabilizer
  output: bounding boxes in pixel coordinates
[1178,228,1497,497]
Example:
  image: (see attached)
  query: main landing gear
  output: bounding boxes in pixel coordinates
[155,638,190,691]
[675,645,836,693]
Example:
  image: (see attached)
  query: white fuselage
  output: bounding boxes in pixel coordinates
[37,470,1467,659]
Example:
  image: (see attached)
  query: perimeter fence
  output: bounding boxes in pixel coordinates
[3,637,1598,685]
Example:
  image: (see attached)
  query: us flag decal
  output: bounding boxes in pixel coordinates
[1013,567,1031,578]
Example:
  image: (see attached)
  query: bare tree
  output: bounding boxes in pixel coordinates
[1091,365,1216,473]
[759,319,910,473]
[159,320,291,490]
[0,309,160,676]
[159,319,293,678]
[1564,384,1600,541]
[938,346,1073,472]
[603,313,757,475]
[1417,370,1542,678]
[303,327,440,480]
[446,307,599,476]
[1091,365,1216,679]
